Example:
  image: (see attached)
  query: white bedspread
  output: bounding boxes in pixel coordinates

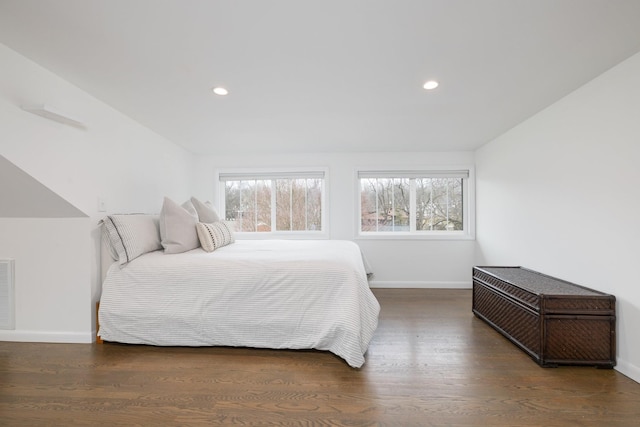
[98,240,380,368]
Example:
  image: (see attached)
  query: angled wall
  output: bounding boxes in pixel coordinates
[476,51,640,383]
[0,155,87,218]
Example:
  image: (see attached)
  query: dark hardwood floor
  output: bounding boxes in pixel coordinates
[1,289,639,426]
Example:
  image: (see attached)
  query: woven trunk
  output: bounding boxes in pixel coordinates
[472,266,615,368]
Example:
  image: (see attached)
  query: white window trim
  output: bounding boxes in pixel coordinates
[354,165,475,241]
[216,167,330,239]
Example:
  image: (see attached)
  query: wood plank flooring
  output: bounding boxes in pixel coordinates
[1,289,639,426]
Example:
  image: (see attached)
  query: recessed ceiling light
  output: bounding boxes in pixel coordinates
[212,87,229,96]
[423,80,439,90]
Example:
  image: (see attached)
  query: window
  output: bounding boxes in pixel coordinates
[219,170,325,235]
[358,169,473,238]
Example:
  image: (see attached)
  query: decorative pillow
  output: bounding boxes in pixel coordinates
[191,197,221,223]
[196,222,235,252]
[159,197,200,254]
[101,214,162,265]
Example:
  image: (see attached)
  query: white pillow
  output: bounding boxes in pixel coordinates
[196,222,235,252]
[101,214,162,265]
[159,197,200,254]
[191,197,221,223]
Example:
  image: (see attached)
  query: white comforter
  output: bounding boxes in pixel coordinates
[98,240,380,368]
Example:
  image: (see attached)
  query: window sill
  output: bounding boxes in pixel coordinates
[356,232,475,241]
[234,232,329,240]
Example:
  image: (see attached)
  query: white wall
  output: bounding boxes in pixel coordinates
[0,43,194,216]
[475,52,640,382]
[193,151,476,287]
[0,43,195,342]
[0,218,91,341]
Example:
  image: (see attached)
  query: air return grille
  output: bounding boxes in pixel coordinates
[0,259,15,330]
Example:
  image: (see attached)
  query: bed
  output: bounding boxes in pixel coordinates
[98,201,380,368]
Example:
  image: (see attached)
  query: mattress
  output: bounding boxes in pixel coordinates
[98,239,380,368]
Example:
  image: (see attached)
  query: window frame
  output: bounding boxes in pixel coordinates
[216,167,329,239]
[355,166,475,240]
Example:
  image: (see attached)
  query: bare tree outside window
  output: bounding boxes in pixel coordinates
[360,176,464,233]
[416,178,463,231]
[223,175,323,233]
[275,178,323,231]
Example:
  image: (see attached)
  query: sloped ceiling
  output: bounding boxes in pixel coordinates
[1,0,640,154]
[0,156,87,218]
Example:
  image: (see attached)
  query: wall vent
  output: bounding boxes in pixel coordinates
[0,260,15,330]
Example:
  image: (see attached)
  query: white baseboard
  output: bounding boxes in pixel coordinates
[369,280,472,289]
[0,330,93,344]
[615,358,640,384]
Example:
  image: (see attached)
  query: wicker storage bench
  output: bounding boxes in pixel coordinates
[472,266,615,368]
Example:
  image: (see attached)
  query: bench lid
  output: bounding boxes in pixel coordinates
[475,266,609,297]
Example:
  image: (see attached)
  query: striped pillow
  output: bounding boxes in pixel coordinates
[196,222,235,252]
[101,214,162,265]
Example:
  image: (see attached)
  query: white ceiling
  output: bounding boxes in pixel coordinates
[2,1,640,155]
